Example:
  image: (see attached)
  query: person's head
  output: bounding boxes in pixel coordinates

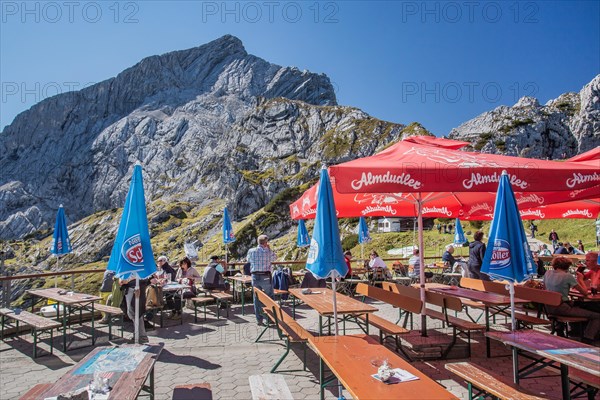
[413,248,419,256]
[344,250,352,260]
[542,244,548,249]
[551,257,572,271]
[532,251,539,260]
[157,256,168,269]
[578,240,583,244]
[474,231,484,242]
[370,251,379,258]
[209,255,219,262]
[445,244,454,254]
[179,257,192,270]
[257,234,269,247]
[564,242,571,248]
[557,242,564,247]
[585,251,599,270]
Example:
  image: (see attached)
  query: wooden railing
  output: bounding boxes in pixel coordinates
[0,256,446,307]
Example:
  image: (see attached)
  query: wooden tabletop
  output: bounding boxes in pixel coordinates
[27,287,102,305]
[288,288,377,316]
[35,344,163,399]
[226,275,253,284]
[486,330,599,377]
[309,334,458,400]
[411,283,450,290]
[569,290,600,302]
[429,286,527,306]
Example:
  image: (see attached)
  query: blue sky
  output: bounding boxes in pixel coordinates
[1,1,598,135]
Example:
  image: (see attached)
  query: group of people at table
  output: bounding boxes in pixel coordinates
[98,231,599,345]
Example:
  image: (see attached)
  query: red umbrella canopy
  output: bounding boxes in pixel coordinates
[567,146,600,162]
[329,140,600,193]
[290,179,599,220]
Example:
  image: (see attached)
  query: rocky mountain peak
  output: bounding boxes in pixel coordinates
[449,75,599,158]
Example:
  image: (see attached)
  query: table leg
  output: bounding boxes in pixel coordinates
[319,357,325,400]
[150,365,155,400]
[319,315,323,336]
[485,306,491,358]
[62,304,68,352]
[241,283,246,316]
[91,302,95,345]
[512,347,519,385]
[560,364,570,400]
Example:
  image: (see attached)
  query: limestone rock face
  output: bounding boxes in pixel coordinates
[449,75,600,158]
[0,35,404,238]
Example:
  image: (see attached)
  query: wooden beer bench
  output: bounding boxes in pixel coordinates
[445,362,546,400]
[92,303,124,340]
[355,283,421,358]
[0,308,61,358]
[254,288,314,373]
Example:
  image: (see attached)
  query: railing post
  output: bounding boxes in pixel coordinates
[71,274,75,290]
[1,249,10,308]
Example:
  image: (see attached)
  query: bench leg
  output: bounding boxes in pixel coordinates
[33,328,37,358]
[271,338,291,373]
[108,316,113,340]
[50,328,54,355]
[255,324,270,342]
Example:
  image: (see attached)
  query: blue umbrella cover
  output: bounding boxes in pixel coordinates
[296,219,310,248]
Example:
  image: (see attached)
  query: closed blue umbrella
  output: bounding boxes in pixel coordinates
[481,171,536,331]
[306,166,347,400]
[223,207,235,267]
[107,164,157,343]
[51,205,72,287]
[453,218,467,245]
[357,216,371,260]
[296,219,310,248]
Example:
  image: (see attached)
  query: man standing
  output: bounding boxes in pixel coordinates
[247,234,277,325]
[468,231,489,281]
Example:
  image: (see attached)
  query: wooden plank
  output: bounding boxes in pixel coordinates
[355,283,422,314]
[445,362,546,400]
[309,334,458,400]
[0,308,61,329]
[18,383,53,400]
[27,288,102,305]
[94,304,123,315]
[288,288,377,316]
[249,374,294,400]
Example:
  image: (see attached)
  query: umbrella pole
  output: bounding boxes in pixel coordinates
[509,281,516,331]
[417,196,427,337]
[55,256,59,288]
[331,278,343,399]
[134,274,140,344]
[225,243,229,270]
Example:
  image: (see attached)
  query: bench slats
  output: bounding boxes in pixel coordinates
[93,304,123,315]
[357,314,409,335]
[249,374,293,400]
[0,308,61,330]
[446,362,546,400]
[425,309,485,331]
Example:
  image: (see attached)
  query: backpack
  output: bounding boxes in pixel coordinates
[145,285,164,309]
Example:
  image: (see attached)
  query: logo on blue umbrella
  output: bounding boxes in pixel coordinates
[482,171,536,282]
[107,164,157,279]
[121,234,143,266]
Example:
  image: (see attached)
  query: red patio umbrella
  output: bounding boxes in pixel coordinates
[327,137,600,335]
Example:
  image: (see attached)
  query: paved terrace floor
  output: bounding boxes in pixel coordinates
[0,296,577,400]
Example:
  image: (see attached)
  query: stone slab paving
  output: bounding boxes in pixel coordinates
[0,297,576,399]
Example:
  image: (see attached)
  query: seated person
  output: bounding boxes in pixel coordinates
[554,242,569,255]
[202,255,230,292]
[343,251,353,279]
[153,255,176,284]
[300,270,326,288]
[409,248,433,280]
[532,252,546,277]
[544,257,599,343]
[408,248,421,278]
[539,244,552,256]
[442,245,457,271]
[368,251,389,280]
[167,257,202,320]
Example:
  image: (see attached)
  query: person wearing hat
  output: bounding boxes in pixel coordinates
[202,255,230,292]
[155,255,176,283]
[247,234,277,326]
